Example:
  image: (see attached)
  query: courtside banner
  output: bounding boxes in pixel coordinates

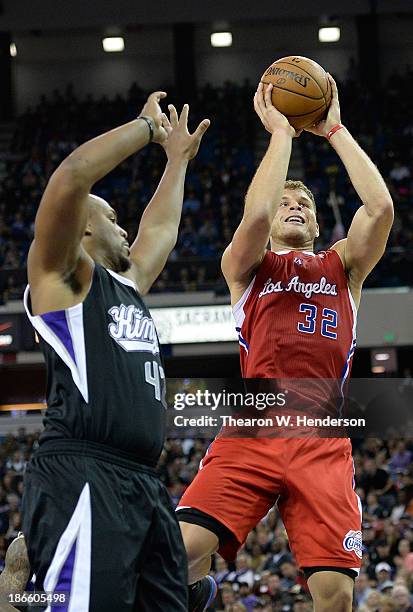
[164,377,413,439]
[150,306,238,343]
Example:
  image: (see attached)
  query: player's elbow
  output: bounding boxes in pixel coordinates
[53,158,91,192]
[373,197,394,219]
[242,212,273,238]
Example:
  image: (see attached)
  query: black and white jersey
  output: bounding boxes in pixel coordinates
[24,264,166,466]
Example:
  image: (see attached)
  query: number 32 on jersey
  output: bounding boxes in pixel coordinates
[297,303,338,339]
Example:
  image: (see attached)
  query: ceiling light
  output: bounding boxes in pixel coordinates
[211,32,232,47]
[102,37,124,53]
[318,26,340,43]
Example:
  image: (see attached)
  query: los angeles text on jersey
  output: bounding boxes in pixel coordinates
[259,274,338,299]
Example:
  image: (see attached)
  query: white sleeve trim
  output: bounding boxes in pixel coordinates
[232,276,256,329]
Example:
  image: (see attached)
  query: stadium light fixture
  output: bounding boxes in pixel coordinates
[318,26,340,43]
[370,347,397,374]
[211,32,232,47]
[10,42,17,57]
[375,353,390,361]
[102,36,125,53]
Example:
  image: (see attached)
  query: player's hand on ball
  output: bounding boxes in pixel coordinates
[139,91,168,143]
[160,103,210,161]
[305,74,341,138]
[254,83,299,138]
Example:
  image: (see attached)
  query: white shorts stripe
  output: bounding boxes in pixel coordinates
[44,483,92,612]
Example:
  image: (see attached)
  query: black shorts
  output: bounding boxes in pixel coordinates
[22,440,187,612]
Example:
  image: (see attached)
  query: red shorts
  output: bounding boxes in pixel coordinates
[177,437,362,570]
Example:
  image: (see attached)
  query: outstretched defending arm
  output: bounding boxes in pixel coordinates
[221,83,297,291]
[306,76,393,293]
[129,104,210,295]
[28,92,168,285]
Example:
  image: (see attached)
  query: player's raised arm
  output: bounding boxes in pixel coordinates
[306,76,394,293]
[129,104,210,295]
[28,92,168,284]
[222,83,297,289]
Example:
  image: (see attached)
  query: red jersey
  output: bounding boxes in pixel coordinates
[178,250,362,570]
[233,249,357,417]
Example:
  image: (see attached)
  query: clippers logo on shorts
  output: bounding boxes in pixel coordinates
[108,304,159,354]
[343,530,362,559]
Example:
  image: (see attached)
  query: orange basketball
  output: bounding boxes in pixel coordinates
[260,56,332,130]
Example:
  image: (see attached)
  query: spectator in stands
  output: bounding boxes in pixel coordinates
[292,591,313,612]
[266,572,285,606]
[4,511,21,544]
[262,534,291,571]
[214,556,231,584]
[380,594,397,611]
[279,559,298,590]
[375,562,393,589]
[2,74,413,301]
[354,572,373,607]
[220,584,237,609]
[389,442,412,475]
[238,582,259,611]
[364,492,389,521]
[389,161,411,185]
[5,451,25,475]
[359,458,395,501]
[391,491,409,524]
[359,589,382,611]
[1,429,413,610]
[391,584,413,612]
[183,189,201,214]
[374,540,395,568]
[227,553,255,589]
[394,539,413,574]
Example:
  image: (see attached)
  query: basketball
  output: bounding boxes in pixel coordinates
[260,56,332,130]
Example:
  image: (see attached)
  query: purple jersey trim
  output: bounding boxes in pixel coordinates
[41,310,77,365]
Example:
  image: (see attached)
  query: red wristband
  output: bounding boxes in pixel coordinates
[326,124,344,140]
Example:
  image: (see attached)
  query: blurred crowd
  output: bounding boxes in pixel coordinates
[1,68,413,301]
[1,428,413,610]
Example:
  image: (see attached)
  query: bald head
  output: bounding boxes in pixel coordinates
[87,194,113,217]
[82,194,130,273]
[392,584,411,608]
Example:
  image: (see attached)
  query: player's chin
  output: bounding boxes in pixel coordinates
[282,224,306,239]
[116,254,132,273]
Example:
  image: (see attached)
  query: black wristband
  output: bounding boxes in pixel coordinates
[137,115,154,143]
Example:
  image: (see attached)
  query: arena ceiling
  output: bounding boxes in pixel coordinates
[0,0,412,31]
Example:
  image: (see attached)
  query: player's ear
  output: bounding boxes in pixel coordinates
[84,223,92,237]
[315,222,320,238]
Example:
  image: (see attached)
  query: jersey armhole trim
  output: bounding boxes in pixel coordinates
[347,285,358,323]
[106,268,140,293]
[23,286,89,403]
[232,276,256,317]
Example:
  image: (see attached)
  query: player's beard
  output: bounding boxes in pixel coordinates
[115,253,132,273]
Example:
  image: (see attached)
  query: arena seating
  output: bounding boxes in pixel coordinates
[1,74,413,303]
[1,428,413,610]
